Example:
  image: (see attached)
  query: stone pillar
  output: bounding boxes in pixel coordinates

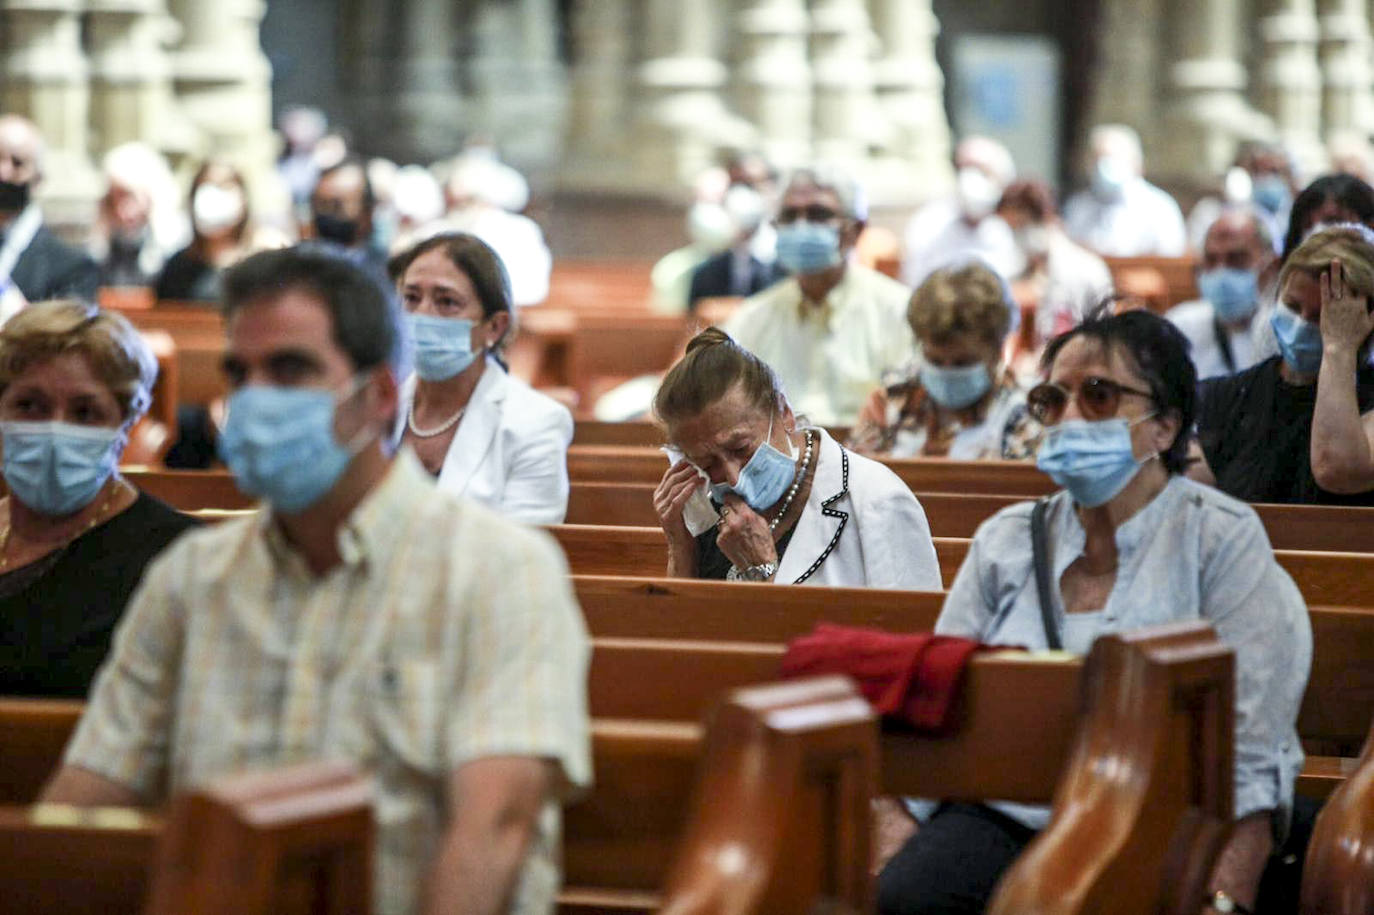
[1257,0,1327,172]
[86,0,190,157]
[166,0,276,195]
[1318,0,1374,136]
[809,0,879,167]
[469,0,566,172]
[869,0,952,198]
[0,0,99,222]
[634,0,753,190]
[562,0,633,190]
[1084,0,1167,152]
[735,0,812,169]
[1157,0,1275,181]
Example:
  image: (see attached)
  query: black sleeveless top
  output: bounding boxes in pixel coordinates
[1197,355,1374,505]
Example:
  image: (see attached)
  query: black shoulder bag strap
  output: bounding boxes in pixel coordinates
[1030,498,1062,650]
[1213,316,1237,375]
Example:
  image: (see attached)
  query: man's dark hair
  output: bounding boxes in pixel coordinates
[315,156,375,213]
[221,246,397,372]
[1283,174,1374,260]
[1041,306,1196,474]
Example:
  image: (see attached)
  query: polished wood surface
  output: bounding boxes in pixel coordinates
[0,697,83,804]
[146,761,373,915]
[1301,715,1374,915]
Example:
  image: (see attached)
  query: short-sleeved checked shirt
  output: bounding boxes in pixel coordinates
[65,449,592,915]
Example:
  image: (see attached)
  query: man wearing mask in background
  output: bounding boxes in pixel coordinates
[0,115,98,318]
[996,179,1113,355]
[687,183,783,310]
[1063,123,1187,257]
[724,165,915,426]
[1167,208,1275,379]
[304,157,391,289]
[43,247,592,915]
[901,136,1021,287]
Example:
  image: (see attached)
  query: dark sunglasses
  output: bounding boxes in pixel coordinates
[775,204,842,225]
[1026,376,1155,424]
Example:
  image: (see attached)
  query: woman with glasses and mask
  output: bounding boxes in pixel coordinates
[849,259,1042,460]
[876,308,1310,915]
[0,301,197,697]
[1193,223,1374,504]
[652,327,941,588]
[388,232,573,524]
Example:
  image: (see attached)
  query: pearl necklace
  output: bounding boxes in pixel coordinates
[767,429,815,533]
[0,479,135,571]
[408,402,465,438]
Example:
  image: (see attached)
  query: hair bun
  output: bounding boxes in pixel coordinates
[684,326,734,355]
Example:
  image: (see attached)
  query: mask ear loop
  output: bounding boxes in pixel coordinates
[336,373,383,456]
[1126,410,1161,465]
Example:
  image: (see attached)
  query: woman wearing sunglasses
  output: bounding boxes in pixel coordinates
[848,259,1042,460]
[1194,223,1374,503]
[878,308,1310,915]
[652,327,941,589]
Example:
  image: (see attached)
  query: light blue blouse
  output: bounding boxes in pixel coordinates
[935,475,1312,832]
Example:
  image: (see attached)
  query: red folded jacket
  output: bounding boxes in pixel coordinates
[780,623,999,732]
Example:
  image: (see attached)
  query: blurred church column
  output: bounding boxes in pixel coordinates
[1157,0,1274,181]
[563,0,633,189]
[809,0,879,167]
[870,0,952,192]
[735,0,812,169]
[86,0,191,158]
[469,0,565,172]
[1317,0,1374,136]
[0,0,99,222]
[1258,0,1327,172]
[166,0,275,194]
[634,0,753,190]
[1084,0,1166,167]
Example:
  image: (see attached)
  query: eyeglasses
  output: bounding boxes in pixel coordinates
[775,204,842,225]
[1026,376,1155,424]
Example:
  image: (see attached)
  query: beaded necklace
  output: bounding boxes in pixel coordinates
[767,429,815,533]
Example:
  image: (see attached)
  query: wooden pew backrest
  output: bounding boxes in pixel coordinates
[146,761,374,915]
[0,697,83,804]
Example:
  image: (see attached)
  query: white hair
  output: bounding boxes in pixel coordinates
[781,163,868,221]
[1091,123,1144,173]
[956,136,1017,188]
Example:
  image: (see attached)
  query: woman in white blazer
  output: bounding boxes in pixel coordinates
[653,327,942,590]
[390,232,572,524]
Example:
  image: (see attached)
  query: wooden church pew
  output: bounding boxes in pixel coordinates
[1300,712,1374,915]
[0,761,372,915]
[581,623,1234,913]
[564,479,1374,554]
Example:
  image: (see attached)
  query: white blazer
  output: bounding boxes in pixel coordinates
[394,359,573,524]
[776,429,943,590]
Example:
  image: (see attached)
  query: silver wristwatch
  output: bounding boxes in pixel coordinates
[731,561,778,582]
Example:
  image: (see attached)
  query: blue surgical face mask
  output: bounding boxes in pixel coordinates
[217,378,375,513]
[775,221,843,275]
[920,362,992,410]
[0,421,122,516]
[1091,157,1129,202]
[1198,267,1259,324]
[1036,416,1155,508]
[709,415,798,510]
[1252,175,1290,215]
[1270,304,1323,375]
[407,313,477,381]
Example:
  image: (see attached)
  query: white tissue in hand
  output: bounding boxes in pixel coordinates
[662,447,720,537]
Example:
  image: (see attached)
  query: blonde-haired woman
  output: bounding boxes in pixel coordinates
[1194,223,1374,503]
[0,300,196,697]
[849,260,1041,459]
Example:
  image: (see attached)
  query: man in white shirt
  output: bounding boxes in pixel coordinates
[1166,207,1275,380]
[902,136,1022,287]
[1063,124,1188,257]
[724,165,915,426]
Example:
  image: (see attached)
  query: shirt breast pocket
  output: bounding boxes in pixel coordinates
[366,658,443,776]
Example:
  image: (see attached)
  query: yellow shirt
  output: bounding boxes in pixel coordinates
[723,263,916,426]
[65,449,592,915]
